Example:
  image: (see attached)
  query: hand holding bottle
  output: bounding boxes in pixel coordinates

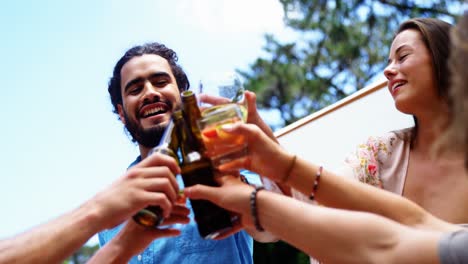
[183,175,253,239]
[132,119,188,228]
[90,152,189,231]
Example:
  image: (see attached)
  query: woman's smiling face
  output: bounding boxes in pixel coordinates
[384,29,439,116]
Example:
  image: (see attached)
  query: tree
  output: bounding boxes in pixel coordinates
[240,0,463,128]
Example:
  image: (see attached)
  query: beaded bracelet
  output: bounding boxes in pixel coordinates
[309,166,323,200]
[250,186,265,232]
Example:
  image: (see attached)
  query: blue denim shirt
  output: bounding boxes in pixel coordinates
[98,157,260,264]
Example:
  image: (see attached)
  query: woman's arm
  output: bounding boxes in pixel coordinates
[288,155,455,231]
[185,178,443,263]
[218,123,457,232]
[256,190,442,264]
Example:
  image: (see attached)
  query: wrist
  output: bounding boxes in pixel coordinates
[249,186,266,232]
[77,198,109,233]
[277,153,297,184]
[89,230,134,264]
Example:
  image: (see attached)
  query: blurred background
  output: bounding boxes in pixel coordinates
[0,0,464,263]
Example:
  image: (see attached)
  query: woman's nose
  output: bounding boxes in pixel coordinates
[383,63,397,80]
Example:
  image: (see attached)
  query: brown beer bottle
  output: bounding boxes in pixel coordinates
[132,119,179,227]
[173,109,236,239]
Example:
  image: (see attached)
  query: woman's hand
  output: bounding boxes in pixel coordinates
[216,123,293,185]
[184,175,254,239]
[244,91,278,142]
[198,91,277,142]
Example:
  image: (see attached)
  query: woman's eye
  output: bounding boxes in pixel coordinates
[399,54,409,61]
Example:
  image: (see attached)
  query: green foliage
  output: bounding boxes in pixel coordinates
[254,241,310,264]
[63,244,99,264]
[240,0,463,128]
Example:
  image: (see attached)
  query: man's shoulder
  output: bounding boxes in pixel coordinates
[127,155,142,169]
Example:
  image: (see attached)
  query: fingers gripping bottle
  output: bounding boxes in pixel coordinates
[132,119,179,227]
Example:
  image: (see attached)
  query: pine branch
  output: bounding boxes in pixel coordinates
[378,0,458,17]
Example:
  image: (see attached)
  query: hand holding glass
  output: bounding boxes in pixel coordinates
[199,72,247,121]
[198,104,247,168]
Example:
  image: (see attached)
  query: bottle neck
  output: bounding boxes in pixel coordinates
[174,111,205,164]
[147,119,178,161]
[181,91,205,152]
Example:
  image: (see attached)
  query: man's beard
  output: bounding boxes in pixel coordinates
[123,109,166,148]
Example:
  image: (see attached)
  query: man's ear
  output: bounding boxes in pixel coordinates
[117,104,126,125]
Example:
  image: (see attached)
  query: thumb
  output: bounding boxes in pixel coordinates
[220,122,258,141]
[218,156,251,172]
[184,184,221,204]
[245,91,258,113]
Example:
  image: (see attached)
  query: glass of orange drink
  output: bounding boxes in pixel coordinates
[198,103,247,168]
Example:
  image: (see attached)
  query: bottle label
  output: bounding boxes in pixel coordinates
[187,151,201,163]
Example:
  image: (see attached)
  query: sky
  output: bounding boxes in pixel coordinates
[0,0,295,245]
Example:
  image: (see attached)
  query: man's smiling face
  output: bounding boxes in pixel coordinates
[117,54,181,148]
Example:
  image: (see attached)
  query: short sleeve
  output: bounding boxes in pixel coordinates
[98,225,122,247]
[343,134,397,189]
[438,230,468,264]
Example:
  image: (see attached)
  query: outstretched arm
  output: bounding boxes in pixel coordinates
[88,207,189,264]
[0,153,189,264]
[217,123,457,232]
[185,177,443,263]
[0,202,103,264]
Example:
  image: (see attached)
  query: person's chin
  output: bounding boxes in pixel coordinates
[394,98,414,115]
[143,115,169,127]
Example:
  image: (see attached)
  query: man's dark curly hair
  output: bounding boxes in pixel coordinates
[108,42,190,118]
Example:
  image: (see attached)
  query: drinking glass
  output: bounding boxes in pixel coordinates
[199,71,247,121]
[197,103,247,168]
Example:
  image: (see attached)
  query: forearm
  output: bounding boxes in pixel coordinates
[87,228,134,264]
[285,156,454,230]
[88,220,184,264]
[246,228,279,243]
[0,202,102,264]
[255,190,441,263]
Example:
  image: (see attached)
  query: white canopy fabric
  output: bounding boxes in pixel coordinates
[275,79,414,171]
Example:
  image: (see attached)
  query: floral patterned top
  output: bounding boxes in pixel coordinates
[341,127,413,194]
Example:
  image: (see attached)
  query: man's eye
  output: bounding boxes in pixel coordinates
[129,86,142,94]
[152,79,168,87]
